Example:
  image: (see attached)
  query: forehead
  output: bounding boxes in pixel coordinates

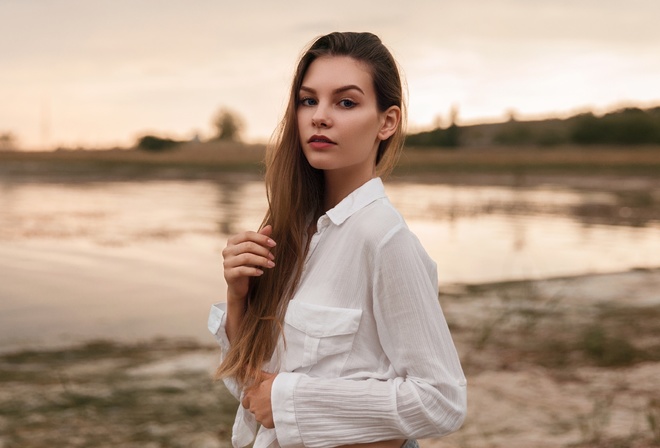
[301,56,373,91]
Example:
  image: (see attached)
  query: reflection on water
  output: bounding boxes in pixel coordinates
[0,180,226,245]
[1,177,659,348]
[390,182,660,228]
[1,178,660,280]
[384,182,660,283]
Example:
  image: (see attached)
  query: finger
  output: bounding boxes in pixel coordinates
[226,231,262,247]
[225,266,264,279]
[226,241,275,260]
[228,229,276,248]
[223,251,275,271]
[256,225,276,247]
[258,225,274,241]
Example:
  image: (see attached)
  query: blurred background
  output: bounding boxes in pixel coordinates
[1,1,659,447]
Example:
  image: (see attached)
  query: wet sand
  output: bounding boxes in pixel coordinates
[1,268,659,447]
[433,268,660,448]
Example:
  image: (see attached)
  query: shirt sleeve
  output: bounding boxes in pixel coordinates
[207,302,242,400]
[271,225,467,448]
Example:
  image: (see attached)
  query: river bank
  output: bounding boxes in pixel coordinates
[1,268,659,448]
[2,143,660,184]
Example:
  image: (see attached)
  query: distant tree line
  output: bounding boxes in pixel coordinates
[405,123,460,148]
[0,132,18,150]
[136,135,182,151]
[134,104,660,151]
[406,106,660,148]
[570,107,660,145]
[137,107,244,152]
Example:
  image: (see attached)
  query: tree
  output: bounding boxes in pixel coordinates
[136,135,181,151]
[212,107,244,141]
[0,132,18,150]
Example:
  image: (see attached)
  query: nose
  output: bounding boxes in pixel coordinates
[311,104,332,128]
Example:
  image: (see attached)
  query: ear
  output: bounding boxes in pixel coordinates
[377,106,401,141]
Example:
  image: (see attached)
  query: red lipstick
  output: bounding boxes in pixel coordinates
[308,134,336,150]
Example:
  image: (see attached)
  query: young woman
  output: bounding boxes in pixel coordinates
[208,32,467,448]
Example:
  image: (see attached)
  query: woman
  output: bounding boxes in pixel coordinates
[208,32,467,448]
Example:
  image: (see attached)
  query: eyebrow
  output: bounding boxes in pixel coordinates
[299,84,365,95]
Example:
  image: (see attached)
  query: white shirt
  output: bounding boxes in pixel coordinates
[208,177,467,448]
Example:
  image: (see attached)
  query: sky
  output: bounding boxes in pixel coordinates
[1,0,660,149]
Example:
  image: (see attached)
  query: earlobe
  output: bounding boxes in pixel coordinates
[378,106,401,141]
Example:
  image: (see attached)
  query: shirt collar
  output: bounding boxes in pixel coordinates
[325,177,387,226]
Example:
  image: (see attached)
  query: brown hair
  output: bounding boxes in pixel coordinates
[215,32,406,386]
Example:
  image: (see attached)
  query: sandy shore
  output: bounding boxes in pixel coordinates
[1,269,659,447]
[433,269,660,448]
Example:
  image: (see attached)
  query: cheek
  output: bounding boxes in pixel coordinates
[297,108,309,125]
[296,112,307,142]
[351,114,381,140]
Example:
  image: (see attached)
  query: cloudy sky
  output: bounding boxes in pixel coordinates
[1,0,659,149]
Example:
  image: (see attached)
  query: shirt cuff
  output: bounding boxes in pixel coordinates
[207,302,230,350]
[272,372,305,448]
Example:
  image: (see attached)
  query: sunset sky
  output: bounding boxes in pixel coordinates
[1,0,659,149]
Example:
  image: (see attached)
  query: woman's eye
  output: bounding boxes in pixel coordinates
[300,97,317,106]
[339,99,356,108]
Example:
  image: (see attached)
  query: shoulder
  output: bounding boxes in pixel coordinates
[346,197,412,249]
[341,197,437,283]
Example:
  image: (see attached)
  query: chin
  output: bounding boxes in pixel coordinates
[303,153,332,171]
[306,160,334,171]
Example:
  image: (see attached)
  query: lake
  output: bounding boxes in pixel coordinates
[1,175,659,350]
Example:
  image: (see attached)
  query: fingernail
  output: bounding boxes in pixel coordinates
[268,252,275,260]
[267,239,276,247]
[267,261,275,268]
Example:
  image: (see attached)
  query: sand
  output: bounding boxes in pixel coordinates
[1,269,659,447]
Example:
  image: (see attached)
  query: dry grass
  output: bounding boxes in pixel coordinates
[434,271,660,448]
[0,339,236,448]
[398,145,660,175]
[1,143,659,182]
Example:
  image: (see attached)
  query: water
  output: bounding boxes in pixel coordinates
[1,177,659,349]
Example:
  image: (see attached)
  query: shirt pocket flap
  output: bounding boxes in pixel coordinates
[284,301,362,337]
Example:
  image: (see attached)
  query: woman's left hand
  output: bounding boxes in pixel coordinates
[242,372,277,429]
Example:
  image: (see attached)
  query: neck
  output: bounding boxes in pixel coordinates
[323,168,375,211]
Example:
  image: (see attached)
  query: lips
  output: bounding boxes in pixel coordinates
[308,134,336,144]
[307,134,336,151]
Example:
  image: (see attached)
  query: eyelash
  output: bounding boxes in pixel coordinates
[300,97,317,107]
[299,97,358,109]
[339,99,357,108]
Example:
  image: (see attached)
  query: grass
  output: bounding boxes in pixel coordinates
[439,272,660,447]
[397,145,660,176]
[580,325,638,367]
[451,277,660,373]
[2,143,659,182]
[0,339,237,448]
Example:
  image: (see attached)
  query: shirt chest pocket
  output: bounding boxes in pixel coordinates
[282,301,362,376]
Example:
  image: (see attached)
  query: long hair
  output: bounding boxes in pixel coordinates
[215,32,407,386]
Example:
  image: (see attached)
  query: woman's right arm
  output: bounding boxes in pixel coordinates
[221,224,277,343]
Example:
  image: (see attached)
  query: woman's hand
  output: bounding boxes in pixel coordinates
[222,225,276,342]
[222,225,276,304]
[242,372,277,429]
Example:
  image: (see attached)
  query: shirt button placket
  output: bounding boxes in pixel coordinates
[306,215,329,261]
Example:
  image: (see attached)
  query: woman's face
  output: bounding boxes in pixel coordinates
[297,56,397,182]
